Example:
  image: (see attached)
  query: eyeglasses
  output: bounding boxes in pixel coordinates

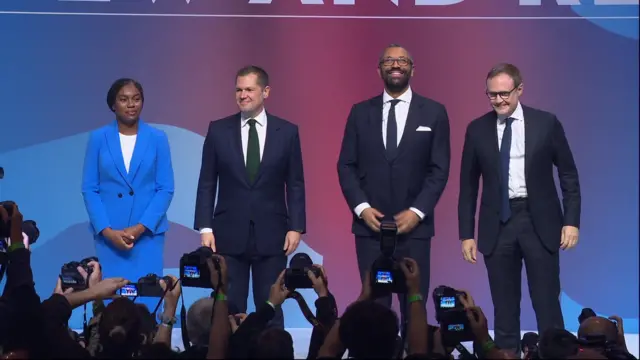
[486,87,517,100]
[380,57,412,67]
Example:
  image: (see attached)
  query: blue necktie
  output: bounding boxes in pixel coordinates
[386,99,401,159]
[500,117,515,223]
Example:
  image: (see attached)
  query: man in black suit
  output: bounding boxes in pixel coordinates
[458,63,581,354]
[337,44,451,327]
[194,65,306,329]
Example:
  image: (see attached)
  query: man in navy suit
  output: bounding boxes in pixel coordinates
[458,63,580,354]
[194,65,306,329]
[337,44,451,329]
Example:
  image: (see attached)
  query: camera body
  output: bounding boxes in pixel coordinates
[138,273,174,297]
[433,285,474,346]
[0,200,40,244]
[180,246,219,288]
[59,256,99,291]
[284,253,322,289]
[370,220,406,296]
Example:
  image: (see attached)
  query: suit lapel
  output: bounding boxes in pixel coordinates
[127,120,152,183]
[395,96,423,160]
[105,120,131,187]
[480,112,502,183]
[229,114,249,186]
[369,96,388,161]
[254,114,281,185]
[523,105,541,181]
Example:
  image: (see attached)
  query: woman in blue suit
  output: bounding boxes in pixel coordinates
[82,78,174,309]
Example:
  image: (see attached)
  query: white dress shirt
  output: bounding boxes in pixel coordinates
[119,133,137,173]
[200,108,268,234]
[354,87,425,220]
[497,102,528,199]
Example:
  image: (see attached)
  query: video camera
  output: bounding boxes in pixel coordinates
[433,285,474,346]
[59,256,99,291]
[0,200,41,249]
[118,273,174,297]
[284,253,322,289]
[179,246,219,288]
[370,220,406,296]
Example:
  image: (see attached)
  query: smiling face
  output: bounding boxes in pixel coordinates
[377,46,414,95]
[235,73,270,118]
[486,73,523,117]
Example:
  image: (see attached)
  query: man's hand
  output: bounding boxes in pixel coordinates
[160,275,182,306]
[394,209,420,234]
[399,257,421,295]
[283,231,301,256]
[201,232,216,253]
[207,255,228,293]
[77,260,103,288]
[268,269,290,306]
[0,202,24,247]
[123,224,146,244]
[461,239,477,264]
[560,226,579,250]
[308,264,328,297]
[103,228,134,251]
[228,313,248,333]
[53,277,74,295]
[90,277,130,300]
[361,208,384,232]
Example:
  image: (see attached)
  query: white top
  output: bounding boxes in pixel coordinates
[496,101,528,199]
[119,133,137,173]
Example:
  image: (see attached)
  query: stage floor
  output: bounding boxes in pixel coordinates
[166,328,640,358]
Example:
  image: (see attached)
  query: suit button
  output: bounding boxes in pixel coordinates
[129,191,134,196]
[117,193,123,198]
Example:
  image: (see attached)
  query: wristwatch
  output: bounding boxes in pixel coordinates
[157,313,177,327]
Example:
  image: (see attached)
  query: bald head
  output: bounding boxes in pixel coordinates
[187,297,215,346]
[578,316,618,343]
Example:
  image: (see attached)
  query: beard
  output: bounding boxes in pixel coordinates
[382,69,411,93]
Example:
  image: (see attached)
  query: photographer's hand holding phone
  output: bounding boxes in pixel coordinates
[307,264,328,298]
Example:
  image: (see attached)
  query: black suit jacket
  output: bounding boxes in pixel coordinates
[337,93,451,239]
[458,105,580,255]
[194,113,306,256]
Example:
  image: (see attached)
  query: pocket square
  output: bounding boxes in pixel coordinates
[416,126,432,132]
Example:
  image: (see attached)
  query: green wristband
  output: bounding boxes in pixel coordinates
[8,242,25,252]
[482,339,496,352]
[215,293,227,301]
[407,294,423,303]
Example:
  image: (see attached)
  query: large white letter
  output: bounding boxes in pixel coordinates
[519,0,580,5]
[415,0,463,4]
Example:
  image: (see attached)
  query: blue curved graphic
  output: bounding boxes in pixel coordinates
[561,291,638,333]
[0,124,323,329]
[571,1,639,40]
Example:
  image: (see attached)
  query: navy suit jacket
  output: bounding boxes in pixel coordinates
[194,113,306,256]
[337,93,451,239]
[81,120,175,235]
[458,105,580,255]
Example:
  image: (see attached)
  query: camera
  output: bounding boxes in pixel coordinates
[137,273,174,297]
[179,246,219,288]
[59,256,99,291]
[433,285,474,346]
[370,220,406,296]
[0,200,40,247]
[284,253,322,289]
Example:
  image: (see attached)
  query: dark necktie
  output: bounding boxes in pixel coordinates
[386,99,401,159]
[500,117,515,223]
[246,119,260,183]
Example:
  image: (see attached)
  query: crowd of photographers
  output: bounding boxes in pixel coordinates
[0,200,637,359]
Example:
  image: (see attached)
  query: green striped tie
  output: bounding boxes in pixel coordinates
[246,119,260,183]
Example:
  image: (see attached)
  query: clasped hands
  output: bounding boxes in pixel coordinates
[103,224,146,251]
[361,207,420,234]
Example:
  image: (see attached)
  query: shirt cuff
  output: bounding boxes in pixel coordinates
[354,203,371,218]
[199,228,213,234]
[409,207,425,220]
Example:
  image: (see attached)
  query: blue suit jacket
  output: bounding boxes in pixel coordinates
[194,113,306,256]
[82,120,175,236]
[337,93,451,239]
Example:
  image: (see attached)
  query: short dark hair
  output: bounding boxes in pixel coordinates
[236,65,269,88]
[339,300,399,358]
[487,63,523,88]
[379,43,414,65]
[106,78,144,112]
